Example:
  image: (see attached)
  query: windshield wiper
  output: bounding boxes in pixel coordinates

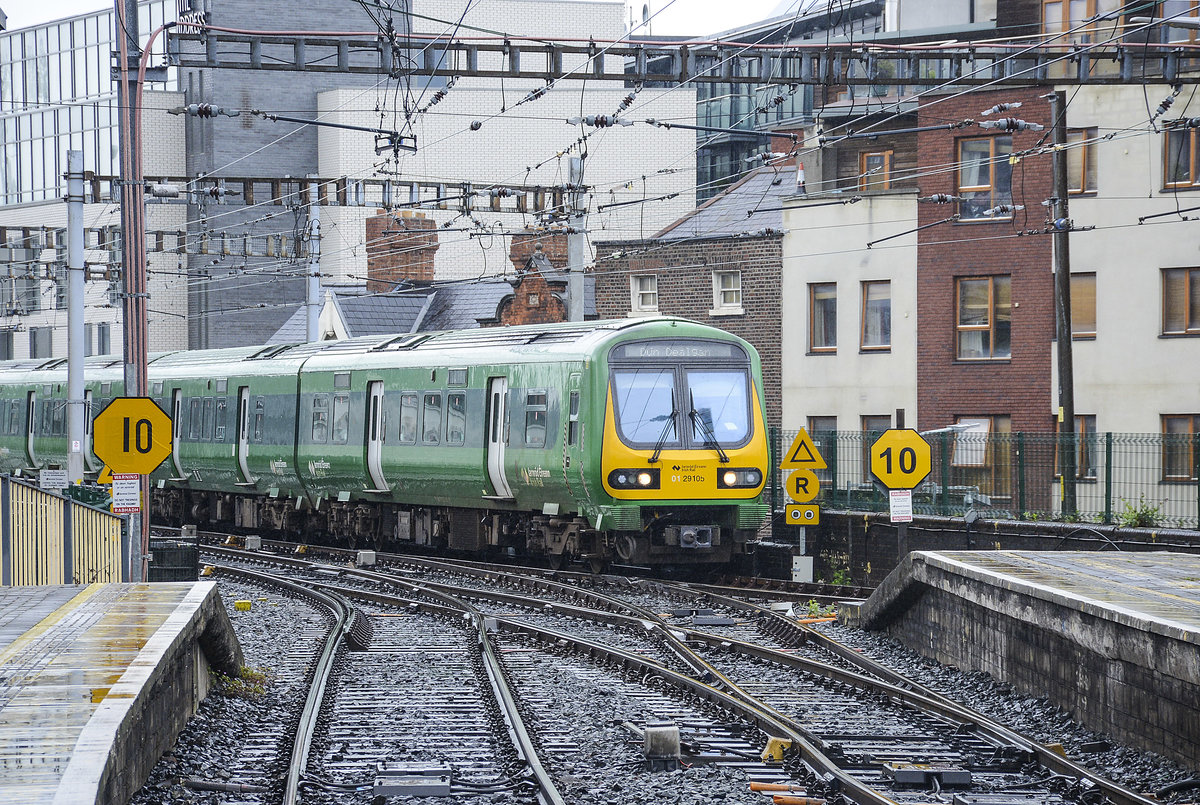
[689,392,730,464]
[649,391,677,464]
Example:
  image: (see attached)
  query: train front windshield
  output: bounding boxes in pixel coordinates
[610,340,753,450]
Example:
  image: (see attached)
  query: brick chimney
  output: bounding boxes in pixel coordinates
[365,210,439,292]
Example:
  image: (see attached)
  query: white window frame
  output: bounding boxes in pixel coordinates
[710,270,744,316]
[630,274,659,314]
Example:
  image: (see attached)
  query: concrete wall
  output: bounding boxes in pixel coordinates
[780,190,918,433]
[854,552,1200,769]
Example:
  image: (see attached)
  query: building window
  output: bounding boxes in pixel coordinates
[1067,128,1098,193]
[957,276,1012,359]
[1162,414,1199,481]
[861,281,891,350]
[958,136,1013,219]
[97,322,110,355]
[809,282,837,352]
[0,331,12,360]
[1165,126,1198,188]
[859,150,892,190]
[29,326,52,358]
[712,270,742,313]
[1158,1,1200,42]
[808,416,836,482]
[1042,0,1097,41]
[953,415,1013,500]
[1163,268,1199,335]
[1056,414,1097,480]
[1071,272,1096,338]
[631,275,658,312]
[860,414,891,482]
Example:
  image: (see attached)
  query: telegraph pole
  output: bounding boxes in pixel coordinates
[1049,90,1077,516]
[566,156,586,322]
[306,181,321,342]
[66,150,85,486]
[115,0,150,579]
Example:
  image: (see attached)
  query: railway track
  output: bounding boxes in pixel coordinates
[199,543,1160,805]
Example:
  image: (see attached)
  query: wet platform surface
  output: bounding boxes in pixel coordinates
[926,550,1200,641]
[0,583,218,804]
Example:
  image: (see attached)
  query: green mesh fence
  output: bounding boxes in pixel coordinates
[774,429,1200,530]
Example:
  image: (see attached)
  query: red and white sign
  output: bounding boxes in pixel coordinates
[111,473,141,514]
[889,489,913,523]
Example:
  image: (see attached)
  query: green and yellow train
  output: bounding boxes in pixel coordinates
[0,317,770,570]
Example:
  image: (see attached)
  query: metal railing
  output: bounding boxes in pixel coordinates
[1,477,128,585]
[773,429,1200,530]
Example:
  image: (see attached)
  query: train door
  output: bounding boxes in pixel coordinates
[25,390,37,468]
[83,389,101,472]
[170,389,186,479]
[235,387,253,484]
[365,380,387,492]
[485,377,513,499]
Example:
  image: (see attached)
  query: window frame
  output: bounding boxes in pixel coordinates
[809,282,837,353]
[956,275,1012,360]
[711,269,743,315]
[1066,128,1098,194]
[446,392,466,445]
[1162,414,1200,481]
[311,393,330,443]
[1042,0,1098,41]
[631,274,659,313]
[860,280,891,351]
[524,390,548,448]
[957,135,1014,220]
[1055,414,1098,480]
[1071,272,1097,339]
[398,392,419,444]
[422,392,442,445]
[1162,267,1200,335]
[1164,126,1199,189]
[859,149,892,190]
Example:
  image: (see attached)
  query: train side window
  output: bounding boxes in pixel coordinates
[311,395,329,443]
[41,400,52,435]
[446,393,466,445]
[52,400,66,436]
[525,391,547,447]
[423,393,441,444]
[202,398,214,440]
[567,391,580,446]
[399,393,418,444]
[189,398,202,439]
[13,400,22,435]
[331,394,349,444]
[253,398,265,442]
[215,398,228,441]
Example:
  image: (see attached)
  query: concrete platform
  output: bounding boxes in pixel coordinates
[843,551,1200,770]
[0,583,243,805]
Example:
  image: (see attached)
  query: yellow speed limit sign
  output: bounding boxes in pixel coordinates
[93,397,173,474]
[869,428,931,489]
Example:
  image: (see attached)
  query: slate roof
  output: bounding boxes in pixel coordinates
[333,290,436,336]
[655,165,797,241]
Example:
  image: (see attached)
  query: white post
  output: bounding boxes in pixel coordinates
[566,156,586,322]
[66,150,86,485]
[306,181,321,342]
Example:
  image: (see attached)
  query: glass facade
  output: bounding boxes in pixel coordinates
[0,1,174,205]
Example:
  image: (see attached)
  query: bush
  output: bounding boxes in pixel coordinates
[1116,496,1161,529]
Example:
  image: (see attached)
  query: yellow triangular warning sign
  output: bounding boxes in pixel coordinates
[98,466,113,485]
[780,428,827,470]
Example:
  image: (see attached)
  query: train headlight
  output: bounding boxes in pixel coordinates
[716,468,763,489]
[608,468,660,490]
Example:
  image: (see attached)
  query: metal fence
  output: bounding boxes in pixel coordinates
[773,429,1200,530]
[1,477,128,585]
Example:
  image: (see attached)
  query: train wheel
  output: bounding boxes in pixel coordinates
[614,533,638,562]
[588,556,607,575]
[547,552,566,571]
